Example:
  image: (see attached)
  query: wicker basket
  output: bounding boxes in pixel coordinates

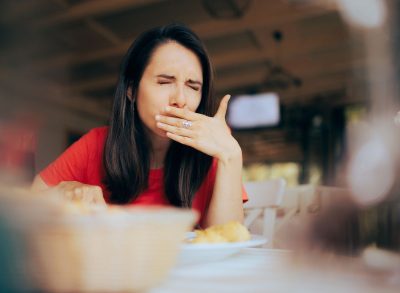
[0,192,196,293]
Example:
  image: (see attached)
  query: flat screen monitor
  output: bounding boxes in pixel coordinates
[227,92,280,129]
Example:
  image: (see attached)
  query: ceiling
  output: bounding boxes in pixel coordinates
[0,0,367,163]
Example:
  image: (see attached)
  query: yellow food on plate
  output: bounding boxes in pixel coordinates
[191,221,251,244]
[192,229,227,243]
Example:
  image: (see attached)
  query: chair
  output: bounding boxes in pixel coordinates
[284,185,350,218]
[243,178,286,248]
[283,184,317,219]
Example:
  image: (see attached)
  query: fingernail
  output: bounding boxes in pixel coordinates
[165,106,171,111]
[155,115,160,120]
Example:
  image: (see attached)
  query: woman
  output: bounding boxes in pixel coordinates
[32,24,245,228]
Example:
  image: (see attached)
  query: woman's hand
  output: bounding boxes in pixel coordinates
[155,94,241,164]
[55,181,106,205]
[155,94,244,226]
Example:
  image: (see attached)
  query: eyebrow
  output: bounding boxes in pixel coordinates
[156,74,175,80]
[156,74,202,86]
[187,79,203,86]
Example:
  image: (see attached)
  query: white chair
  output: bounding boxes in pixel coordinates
[283,184,317,219]
[243,178,286,248]
[284,185,350,218]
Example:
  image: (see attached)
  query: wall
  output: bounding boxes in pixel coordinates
[0,91,107,174]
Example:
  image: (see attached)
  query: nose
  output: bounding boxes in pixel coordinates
[169,84,186,108]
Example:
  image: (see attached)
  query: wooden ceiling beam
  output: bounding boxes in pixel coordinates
[0,69,109,120]
[193,0,336,39]
[281,76,348,103]
[70,76,118,93]
[2,1,47,23]
[69,49,357,94]
[32,0,167,29]
[85,19,122,46]
[26,41,132,73]
[214,55,357,93]
[21,0,336,73]
[53,0,123,47]
[68,31,354,93]
[212,31,351,69]
[216,72,353,105]
[215,68,267,93]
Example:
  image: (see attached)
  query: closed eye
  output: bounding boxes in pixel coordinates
[158,80,171,85]
[189,85,200,91]
[187,79,202,92]
[156,74,175,85]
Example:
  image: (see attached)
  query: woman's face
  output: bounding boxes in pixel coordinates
[135,41,203,138]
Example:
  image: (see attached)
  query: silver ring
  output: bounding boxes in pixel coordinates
[182,120,192,129]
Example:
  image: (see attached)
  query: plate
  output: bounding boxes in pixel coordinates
[176,233,267,266]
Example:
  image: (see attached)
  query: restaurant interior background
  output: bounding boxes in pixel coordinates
[0,0,399,253]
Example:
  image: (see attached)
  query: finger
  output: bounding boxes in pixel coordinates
[80,186,104,205]
[83,186,99,204]
[157,121,195,138]
[65,190,74,200]
[214,94,231,120]
[84,188,97,204]
[164,106,201,121]
[166,132,197,149]
[76,187,92,204]
[155,115,187,128]
[75,187,83,197]
[91,186,106,205]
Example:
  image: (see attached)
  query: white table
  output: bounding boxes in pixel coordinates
[150,248,399,293]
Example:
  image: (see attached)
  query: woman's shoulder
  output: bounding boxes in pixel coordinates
[76,126,109,151]
[85,126,109,141]
[78,126,109,160]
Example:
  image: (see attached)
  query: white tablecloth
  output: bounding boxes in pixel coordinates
[150,248,399,293]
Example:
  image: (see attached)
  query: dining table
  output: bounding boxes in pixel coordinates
[149,247,400,293]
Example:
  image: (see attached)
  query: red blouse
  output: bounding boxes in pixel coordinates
[40,126,247,225]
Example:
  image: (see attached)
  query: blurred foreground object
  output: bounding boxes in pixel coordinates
[0,187,197,292]
[336,0,387,28]
[362,245,400,272]
[279,185,400,255]
[394,111,400,127]
[346,121,398,206]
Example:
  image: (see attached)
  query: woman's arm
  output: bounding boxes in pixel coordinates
[204,148,244,227]
[32,174,50,191]
[155,94,244,226]
[32,128,106,205]
[32,175,105,205]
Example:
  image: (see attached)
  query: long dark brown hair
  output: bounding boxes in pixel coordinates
[103,24,216,207]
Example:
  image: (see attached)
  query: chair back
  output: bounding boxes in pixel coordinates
[243,178,286,248]
[244,178,286,209]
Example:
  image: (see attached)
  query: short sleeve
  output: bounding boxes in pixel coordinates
[242,185,248,202]
[39,129,94,186]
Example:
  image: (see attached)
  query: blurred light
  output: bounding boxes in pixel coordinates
[337,0,386,28]
[347,139,394,205]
